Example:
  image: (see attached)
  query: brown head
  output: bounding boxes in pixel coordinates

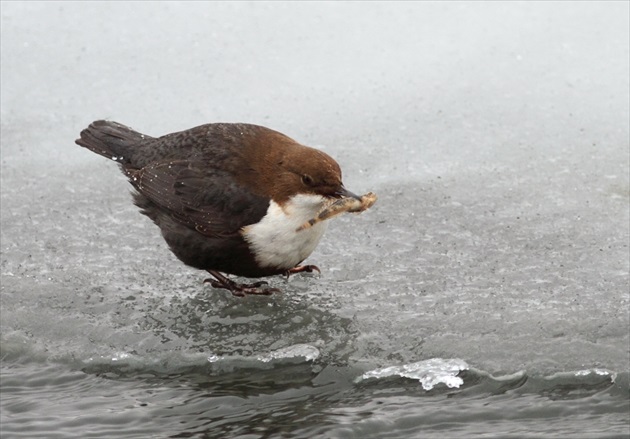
[237,126,360,204]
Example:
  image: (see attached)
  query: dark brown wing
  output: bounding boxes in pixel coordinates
[126,160,269,237]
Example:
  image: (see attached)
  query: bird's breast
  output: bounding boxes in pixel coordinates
[241,194,329,271]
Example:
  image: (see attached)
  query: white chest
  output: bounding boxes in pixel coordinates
[242,194,329,270]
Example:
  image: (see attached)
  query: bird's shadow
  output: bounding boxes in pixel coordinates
[127,276,359,364]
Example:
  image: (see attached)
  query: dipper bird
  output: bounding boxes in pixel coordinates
[76,120,364,296]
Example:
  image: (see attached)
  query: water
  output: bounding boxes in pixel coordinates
[2,360,626,438]
[1,2,629,438]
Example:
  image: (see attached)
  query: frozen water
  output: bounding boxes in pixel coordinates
[257,344,321,363]
[360,358,469,390]
[1,0,628,376]
[575,368,615,380]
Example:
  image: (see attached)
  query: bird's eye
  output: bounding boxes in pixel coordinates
[301,174,314,186]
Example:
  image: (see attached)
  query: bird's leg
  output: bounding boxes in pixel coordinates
[204,270,279,297]
[285,264,321,279]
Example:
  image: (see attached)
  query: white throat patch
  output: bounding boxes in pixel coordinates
[242,194,330,270]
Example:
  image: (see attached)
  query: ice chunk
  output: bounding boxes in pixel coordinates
[575,368,615,381]
[257,344,320,363]
[361,358,469,391]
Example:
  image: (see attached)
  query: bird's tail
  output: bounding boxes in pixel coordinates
[75,120,151,167]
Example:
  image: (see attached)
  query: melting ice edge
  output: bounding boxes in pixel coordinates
[80,343,620,392]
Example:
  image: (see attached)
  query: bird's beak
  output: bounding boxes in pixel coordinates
[334,186,362,200]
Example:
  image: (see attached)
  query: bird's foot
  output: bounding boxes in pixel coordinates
[285,264,321,278]
[204,270,280,297]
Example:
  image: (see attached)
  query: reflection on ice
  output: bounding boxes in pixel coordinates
[202,344,321,365]
[111,352,132,362]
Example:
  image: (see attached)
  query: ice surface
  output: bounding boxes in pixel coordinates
[1,1,628,377]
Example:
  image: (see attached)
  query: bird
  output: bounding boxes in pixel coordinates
[75,120,364,296]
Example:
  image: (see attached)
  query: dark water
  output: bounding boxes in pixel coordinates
[2,358,628,438]
[2,2,629,438]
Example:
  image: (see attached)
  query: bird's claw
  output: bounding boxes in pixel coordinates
[204,273,279,297]
[285,264,321,278]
